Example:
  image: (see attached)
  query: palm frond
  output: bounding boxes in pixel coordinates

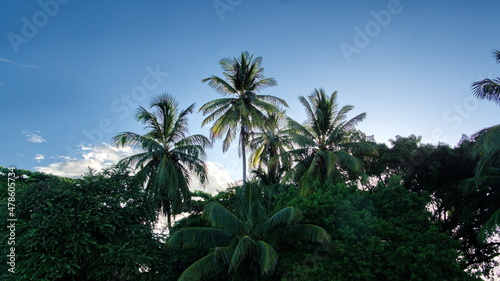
[256,240,278,275]
[204,202,246,235]
[480,208,500,241]
[494,49,500,63]
[255,207,302,236]
[229,236,257,273]
[168,227,233,248]
[472,78,500,105]
[177,252,224,281]
[202,76,237,96]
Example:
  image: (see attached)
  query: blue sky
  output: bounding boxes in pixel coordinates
[1,0,499,190]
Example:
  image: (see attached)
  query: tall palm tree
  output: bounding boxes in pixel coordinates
[249,112,293,185]
[472,49,500,105]
[112,94,211,228]
[283,89,377,195]
[200,51,288,183]
[168,183,330,280]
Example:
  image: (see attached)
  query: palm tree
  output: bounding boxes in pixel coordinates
[472,49,500,105]
[249,112,293,185]
[112,94,211,228]
[283,89,377,195]
[168,183,330,280]
[469,49,500,238]
[200,51,288,183]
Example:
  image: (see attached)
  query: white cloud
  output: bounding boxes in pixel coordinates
[22,130,46,143]
[51,155,77,160]
[80,145,92,151]
[34,154,45,162]
[36,143,235,193]
[190,161,234,194]
[36,143,135,177]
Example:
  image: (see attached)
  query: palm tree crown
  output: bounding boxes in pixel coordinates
[472,49,500,105]
[112,94,211,228]
[249,111,294,185]
[168,183,330,280]
[283,89,376,194]
[200,51,288,183]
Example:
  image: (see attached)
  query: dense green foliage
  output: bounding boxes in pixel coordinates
[269,179,477,281]
[168,183,329,280]
[0,167,163,280]
[2,51,499,280]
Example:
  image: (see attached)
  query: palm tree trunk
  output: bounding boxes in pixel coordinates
[241,126,248,183]
[166,207,172,229]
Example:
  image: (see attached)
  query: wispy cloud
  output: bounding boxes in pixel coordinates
[19,64,40,69]
[0,57,39,69]
[51,155,77,161]
[22,130,46,143]
[34,154,45,162]
[0,58,15,64]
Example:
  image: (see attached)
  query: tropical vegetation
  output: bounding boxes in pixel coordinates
[112,93,211,227]
[1,51,499,280]
[200,51,288,183]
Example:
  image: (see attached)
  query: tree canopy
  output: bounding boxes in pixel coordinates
[2,50,499,280]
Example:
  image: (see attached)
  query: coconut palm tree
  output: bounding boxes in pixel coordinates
[200,51,288,183]
[112,94,211,228]
[472,49,500,105]
[283,89,377,195]
[249,112,293,185]
[168,183,330,280]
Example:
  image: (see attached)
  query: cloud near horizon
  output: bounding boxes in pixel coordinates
[36,143,235,192]
[36,143,135,177]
